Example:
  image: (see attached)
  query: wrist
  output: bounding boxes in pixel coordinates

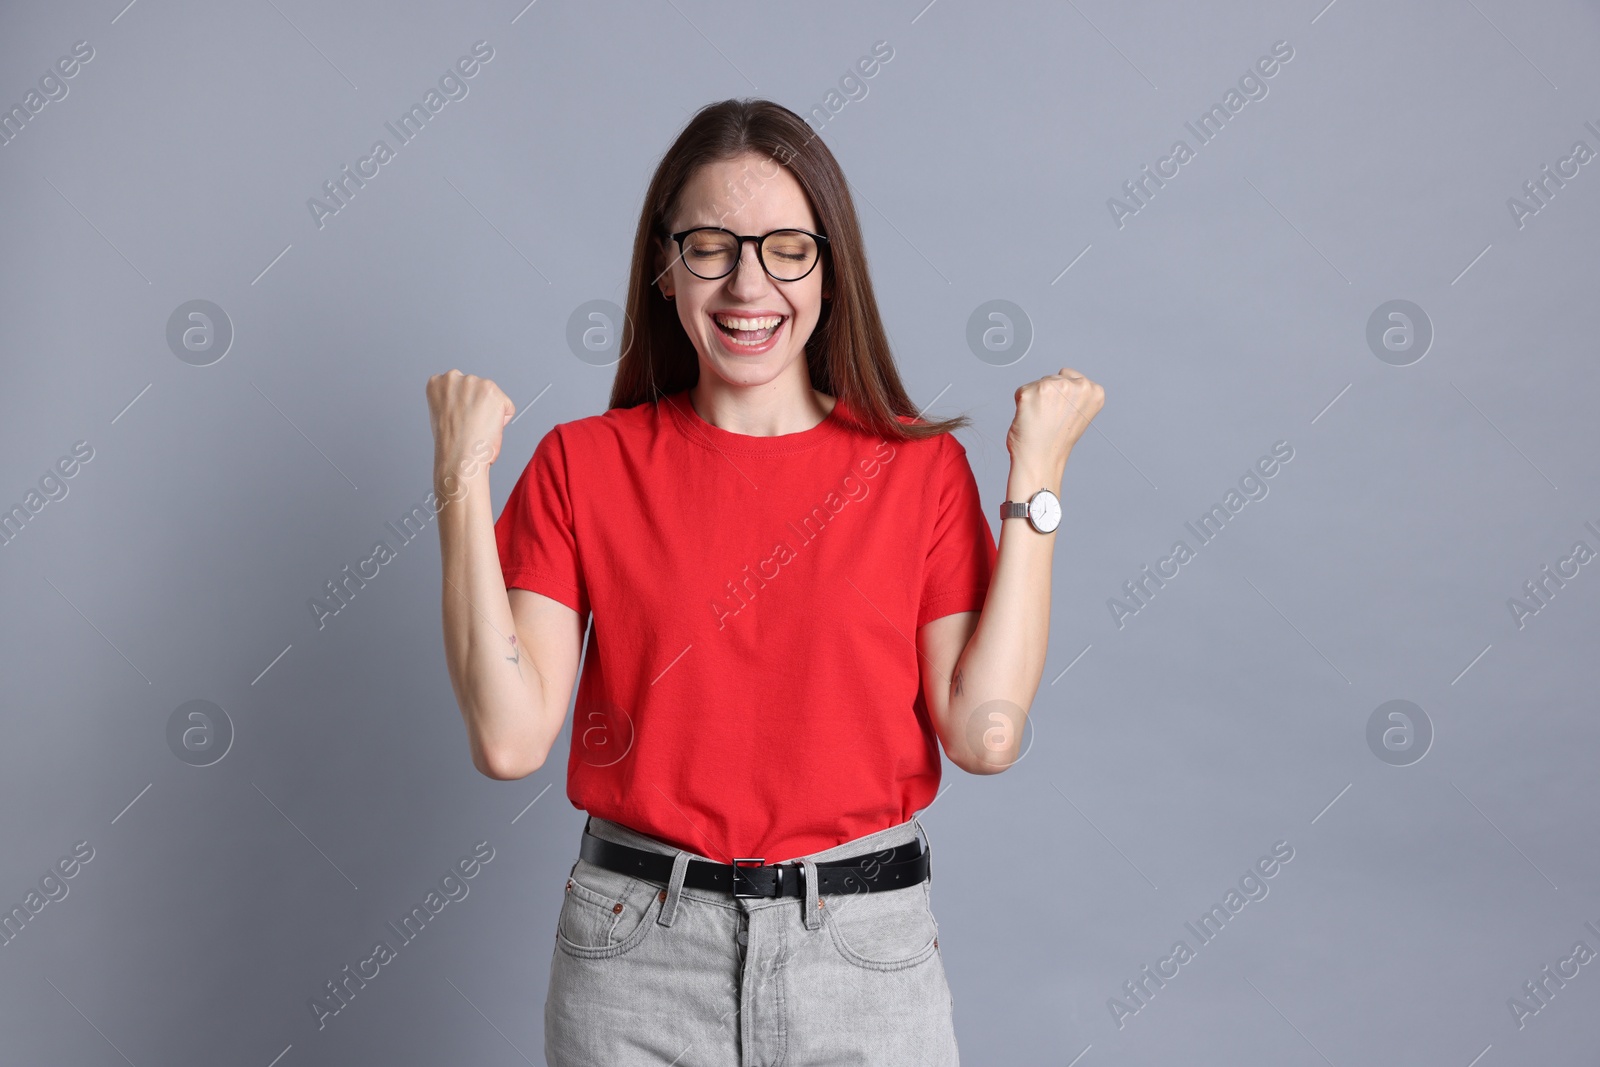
[1006,462,1064,501]
[433,461,490,507]
[434,435,495,478]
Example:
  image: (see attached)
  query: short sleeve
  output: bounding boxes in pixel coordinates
[918,434,998,628]
[494,425,589,618]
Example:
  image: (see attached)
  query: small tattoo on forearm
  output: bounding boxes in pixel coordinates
[505,633,522,678]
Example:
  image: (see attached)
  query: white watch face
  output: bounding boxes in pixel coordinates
[1029,490,1061,533]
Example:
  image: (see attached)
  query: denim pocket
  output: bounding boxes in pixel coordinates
[555,856,661,959]
[823,878,940,971]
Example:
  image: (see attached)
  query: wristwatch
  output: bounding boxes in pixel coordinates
[1000,488,1061,533]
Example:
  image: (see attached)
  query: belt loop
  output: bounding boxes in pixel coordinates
[912,813,932,881]
[801,858,822,929]
[657,850,692,927]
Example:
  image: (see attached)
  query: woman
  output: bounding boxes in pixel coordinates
[426,98,1102,1066]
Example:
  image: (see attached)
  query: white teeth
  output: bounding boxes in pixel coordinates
[714,314,783,331]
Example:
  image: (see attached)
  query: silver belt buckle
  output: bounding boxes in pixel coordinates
[730,857,765,897]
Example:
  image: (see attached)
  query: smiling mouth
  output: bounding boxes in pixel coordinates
[712,313,786,345]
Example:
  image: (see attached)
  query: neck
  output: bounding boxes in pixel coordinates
[689,377,836,437]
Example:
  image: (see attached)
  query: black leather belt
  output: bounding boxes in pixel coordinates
[579,831,929,899]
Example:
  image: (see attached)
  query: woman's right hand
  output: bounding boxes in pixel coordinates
[425,370,516,485]
[427,369,574,783]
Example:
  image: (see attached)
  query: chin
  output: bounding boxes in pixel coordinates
[702,351,784,385]
[710,361,778,386]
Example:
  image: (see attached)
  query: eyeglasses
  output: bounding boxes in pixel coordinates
[666,226,828,282]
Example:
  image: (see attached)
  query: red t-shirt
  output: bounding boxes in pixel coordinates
[493,389,998,862]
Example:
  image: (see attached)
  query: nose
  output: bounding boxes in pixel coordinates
[726,241,770,293]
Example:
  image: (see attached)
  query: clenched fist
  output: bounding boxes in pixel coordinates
[425,370,516,496]
[1007,368,1105,481]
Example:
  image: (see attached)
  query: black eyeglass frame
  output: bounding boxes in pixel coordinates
[666,226,830,282]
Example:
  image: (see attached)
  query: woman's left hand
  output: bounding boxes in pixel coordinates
[1006,368,1105,481]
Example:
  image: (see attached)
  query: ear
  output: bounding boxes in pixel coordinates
[655,237,676,298]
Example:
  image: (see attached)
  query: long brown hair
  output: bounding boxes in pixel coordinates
[606,98,970,442]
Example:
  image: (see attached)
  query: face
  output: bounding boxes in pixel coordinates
[657,151,830,391]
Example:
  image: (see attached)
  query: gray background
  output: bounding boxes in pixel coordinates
[2,0,1597,1063]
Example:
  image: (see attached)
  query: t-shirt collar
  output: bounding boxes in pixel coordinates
[662,390,850,455]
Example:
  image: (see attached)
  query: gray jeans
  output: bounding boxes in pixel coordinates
[544,813,960,1066]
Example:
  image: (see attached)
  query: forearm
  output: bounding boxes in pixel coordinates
[436,470,549,778]
[943,457,1064,773]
